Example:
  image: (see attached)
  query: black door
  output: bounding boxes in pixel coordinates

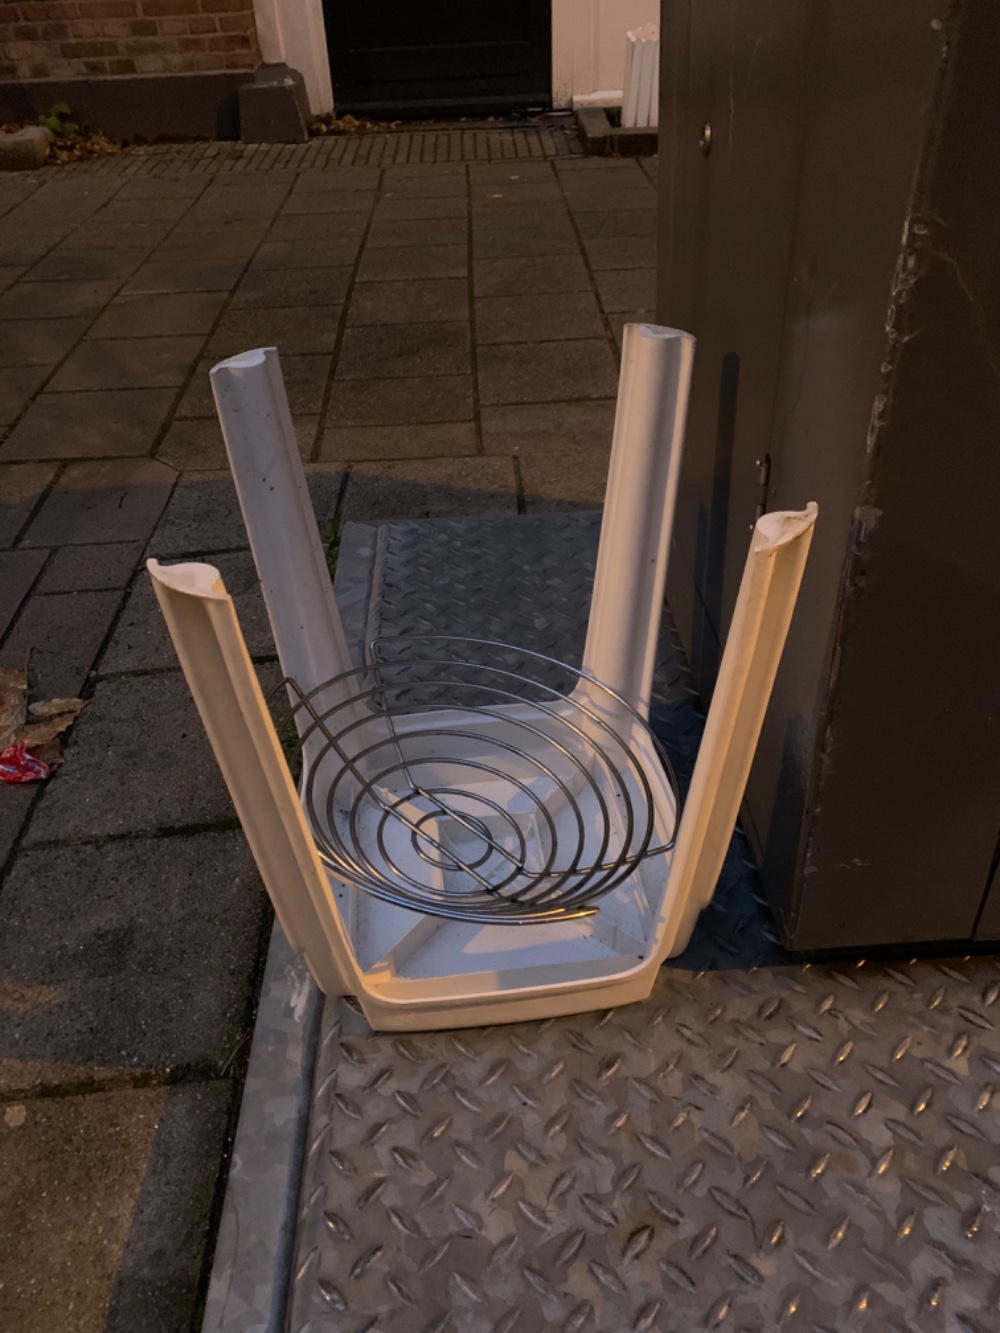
[323,0,552,119]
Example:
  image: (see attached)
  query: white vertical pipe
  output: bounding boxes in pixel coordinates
[210,347,353,698]
[582,323,695,717]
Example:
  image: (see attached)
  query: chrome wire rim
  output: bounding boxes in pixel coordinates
[274,635,682,924]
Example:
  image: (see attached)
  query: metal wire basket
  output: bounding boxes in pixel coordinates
[276,635,681,926]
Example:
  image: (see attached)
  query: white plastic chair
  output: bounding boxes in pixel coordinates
[149,329,816,1031]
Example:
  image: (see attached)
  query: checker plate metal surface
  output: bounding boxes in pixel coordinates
[285,515,1000,1333]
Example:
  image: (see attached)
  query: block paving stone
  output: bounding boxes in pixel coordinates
[0,144,658,1333]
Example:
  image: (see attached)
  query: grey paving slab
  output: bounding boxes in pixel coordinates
[253,237,363,270]
[594,266,657,311]
[472,180,562,205]
[476,291,606,343]
[0,277,122,319]
[37,541,142,593]
[182,199,286,227]
[113,177,208,201]
[0,832,266,1091]
[520,439,613,511]
[156,418,227,471]
[293,415,319,459]
[343,456,517,520]
[556,159,649,185]
[473,228,580,259]
[294,165,380,190]
[379,171,467,199]
[1,388,176,460]
[357,243,467,282]
[0,177,43,214]
[0,364,48,426]
[48,336,203,392]
[468,162,554,184]
[92,196,193,224]
[22,458,175,546]
[208,305,342,358]
[147,474,251,555]
[0,317,89,368]
[472,201,574,232]
[374,194,468,221]
[478,339,619,405]
[59,219,175,250]
[481,399,617,456]
[0,782,37,869]
[103,549,273,673]
[149,469,343,557]
[267,212,367,243]
[27,247,150,282]
[0,1085,169,1333]
[123,256,246,295]
[336,321,470,379]
[24,671,236,843]
[319,420,477,462]
[347,277,468,325]
[575,207,658,239]
[230,265,352,309]
[0,547,47,637]
[0,461,56,547]
[583,234,658,269]
[562,186,656,213]
[159,225,268,258]
[90,291,227,339]
[280,189,375,215]
[474,253,591,296]
[0,237,67,267]
[0,1082,231,1333]
[0,265,26,292]
[0,589,122,697]
[367,216,468,249]
[327,373,473,427]
[103,1081,234,1333]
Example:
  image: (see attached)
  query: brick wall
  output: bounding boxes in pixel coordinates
[0,0,261,81]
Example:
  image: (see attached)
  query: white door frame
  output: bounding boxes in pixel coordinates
[252,0,334,115]
[552,0,658,108]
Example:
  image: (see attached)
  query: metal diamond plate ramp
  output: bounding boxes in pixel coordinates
[205,513,1000,1333]
[290,960,1000,1333]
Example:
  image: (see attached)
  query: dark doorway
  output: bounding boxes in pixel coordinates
[323,0,552,119]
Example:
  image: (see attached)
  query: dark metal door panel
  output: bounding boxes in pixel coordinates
[658,0,816,692]
[324,0,552,118]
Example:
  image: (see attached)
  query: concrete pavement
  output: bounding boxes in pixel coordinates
[0,135,657,1331]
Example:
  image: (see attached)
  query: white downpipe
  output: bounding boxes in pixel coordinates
[582,324,695,719]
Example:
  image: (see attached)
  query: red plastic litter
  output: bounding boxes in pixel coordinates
[0,743,50,783]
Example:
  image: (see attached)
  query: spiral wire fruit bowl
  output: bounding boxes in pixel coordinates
[277,636,681,926]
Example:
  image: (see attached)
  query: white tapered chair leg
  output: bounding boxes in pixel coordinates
[148,559,360,999]
[651,504,818,964]
[210,347,353,697]
[582,324,695,718]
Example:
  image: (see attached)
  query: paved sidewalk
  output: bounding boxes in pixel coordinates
[0,138,657,1332]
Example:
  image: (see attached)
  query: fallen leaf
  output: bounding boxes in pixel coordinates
[28,697,86,720]
[0,668,27,751]
[20,714,77,745]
